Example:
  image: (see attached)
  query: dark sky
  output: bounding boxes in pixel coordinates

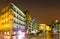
[0,0,60,24]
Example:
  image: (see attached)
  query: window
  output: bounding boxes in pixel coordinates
[1,23,4,25]
[15,14,17,18]
[12,7,16,12]
[7,14,9,17]
[13,19,15,23]
[14,14,15,17]
[2,17,5,19]
[17,10,18,14]
[15,9,17,12]
[17,15,18,19]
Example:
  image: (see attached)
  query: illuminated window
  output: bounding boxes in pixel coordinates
[13,32,16,35]
[4,32,7,35]
[7,32,10,35]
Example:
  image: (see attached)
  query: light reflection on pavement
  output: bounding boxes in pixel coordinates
[25,32,60,39]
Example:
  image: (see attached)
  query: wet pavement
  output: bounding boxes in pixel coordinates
[0,32,60,39]
[26,32,60,39]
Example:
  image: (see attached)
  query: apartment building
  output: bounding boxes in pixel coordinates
[0,3,26,39]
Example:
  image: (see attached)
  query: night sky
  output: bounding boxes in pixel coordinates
[0,0,60,24]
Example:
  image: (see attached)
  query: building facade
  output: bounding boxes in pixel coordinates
[24,11,38,34]
[0,3,26,39]
[24,11,32,34]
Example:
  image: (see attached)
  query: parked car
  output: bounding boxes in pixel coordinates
[31,29,40,35]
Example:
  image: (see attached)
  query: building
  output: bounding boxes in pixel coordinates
[24,11,38,34]
[0,3,26,39]
[24,11,32,34]
[31,18,38,31]
[38,24,51,33]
